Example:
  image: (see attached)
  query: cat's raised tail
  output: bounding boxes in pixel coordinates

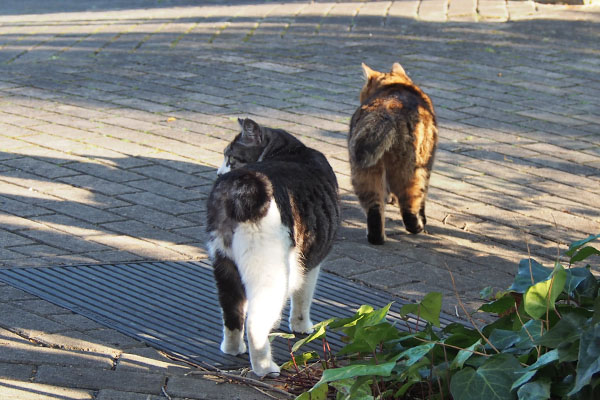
[348,111,396,168]
[210,169,273,223]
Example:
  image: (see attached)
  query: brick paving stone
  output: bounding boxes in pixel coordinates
[116,347,189,374]
[166,375,274,400]
[96,390,164,400]
[0,379,93,400]
[0,328,113,368]
[35,365,165,393]
[0,363,34,381]
[0,304,68,338]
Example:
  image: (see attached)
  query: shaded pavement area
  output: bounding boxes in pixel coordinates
[1,1,599,399]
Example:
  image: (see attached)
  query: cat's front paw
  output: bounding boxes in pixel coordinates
[289,316,314,334]
[252,360,280,377]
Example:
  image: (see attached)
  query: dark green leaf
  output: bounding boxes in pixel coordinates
[313,361,396,389]
[394,342,435,366]
[557,340,579,363]
[515,319,544,350]
[488,329,521,351]
[360,323,400,351]
[296,382,328,400]
[511,350,559,391]
[594,296,600,325]
[569,323,600,395]
[570,246,600,263]
[509,259,553,294]
[565,234,600,257]
[450,339,482,369]
[329,378,373,400]
[517,378,551,400]
[535,313,586,348]
[450,354,523,400]
[479,295,516,314]
[563,267,595,296]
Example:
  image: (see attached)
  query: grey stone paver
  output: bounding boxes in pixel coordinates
[0,1,599,399]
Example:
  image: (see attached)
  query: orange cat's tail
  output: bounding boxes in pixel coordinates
[348,112,396,168]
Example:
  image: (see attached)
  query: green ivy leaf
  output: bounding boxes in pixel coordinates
[399,303,419,318]
[511,350,559,391]
[450,353,523,400]
[292,320,330,353]
[563,267,595,297]
[517,378,551,400]
[269,332,295,341]
[508,319,542,352]
[312,361,396,389]
[451,339,482,369]
[400,293,442,327]
[569,323,600,395]
[523,263,567,319]
[394,342,436,366]
[420,292,442,327]
[509,259,553,294]
[358,303,393,328]
[594,296,600,325]
[295,382,328,400]
[570,246,600,264]
[360,323,400,351]
[565,234,600,257]
[535,313,586,348]
[557,340,580,363]
[479,295,516,314]
[329,378,373,400]
[488,329,521,351]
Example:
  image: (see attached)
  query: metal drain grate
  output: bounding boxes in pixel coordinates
[0,261,461,368]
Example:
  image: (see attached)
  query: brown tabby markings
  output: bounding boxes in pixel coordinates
[348,62,438,244]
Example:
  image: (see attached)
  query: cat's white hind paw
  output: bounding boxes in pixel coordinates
[252,360,280,377]
[289,316,314,334]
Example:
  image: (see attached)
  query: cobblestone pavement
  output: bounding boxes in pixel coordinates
[1,1,599,399]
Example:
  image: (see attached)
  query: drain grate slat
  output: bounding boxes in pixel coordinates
[0,261,463,368]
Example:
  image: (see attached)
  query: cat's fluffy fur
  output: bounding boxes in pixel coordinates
[207,118,339,376]
[348,62,438,245]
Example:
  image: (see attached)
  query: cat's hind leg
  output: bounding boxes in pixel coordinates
[351,159,386,245]
[289,265,320,334]
[233,200,289,377]
[389,165,429,234]
[212,252,247,355]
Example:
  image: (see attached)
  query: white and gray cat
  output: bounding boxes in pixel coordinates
[206,118,340,376]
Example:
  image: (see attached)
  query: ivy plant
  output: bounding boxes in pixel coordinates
[284,234,600,399]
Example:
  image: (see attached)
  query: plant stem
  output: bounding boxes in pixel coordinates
[445,263,501,354]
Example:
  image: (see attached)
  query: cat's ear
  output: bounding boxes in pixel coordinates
[361,63,378,81]
[240,118,263,145]
[391,62,406,76]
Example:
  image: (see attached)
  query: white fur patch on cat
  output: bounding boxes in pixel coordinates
[232,200,296,376]
[217,158,231,175]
